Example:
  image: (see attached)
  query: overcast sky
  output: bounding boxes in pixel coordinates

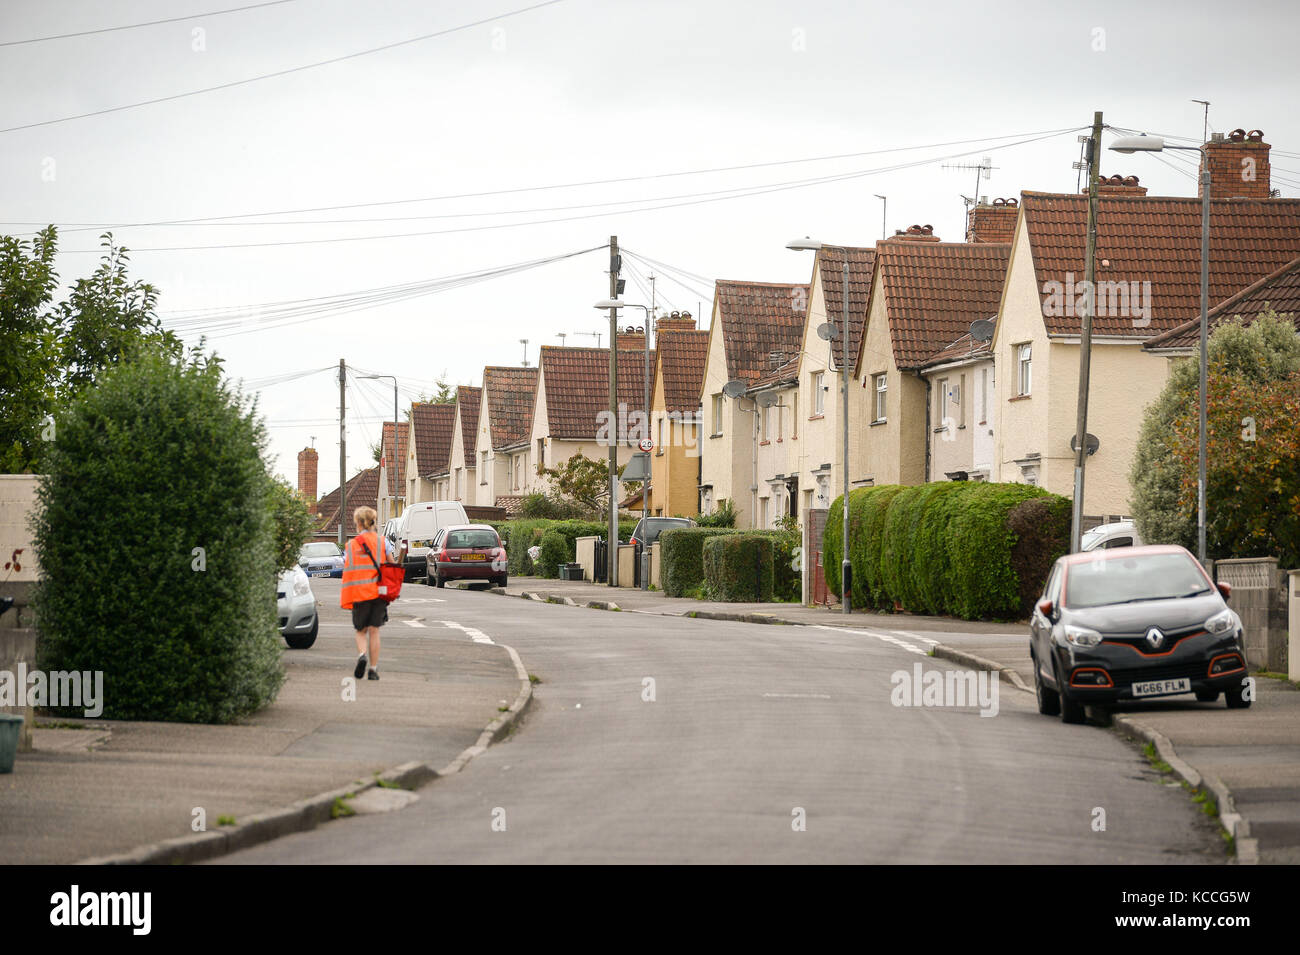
[4,0,1298,489]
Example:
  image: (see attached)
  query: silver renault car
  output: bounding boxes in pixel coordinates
[277,565,319,649]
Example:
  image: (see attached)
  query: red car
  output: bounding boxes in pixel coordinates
[427,524,509,588]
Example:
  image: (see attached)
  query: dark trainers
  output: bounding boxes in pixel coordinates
[354,655,368,679]
[367,668,380,681]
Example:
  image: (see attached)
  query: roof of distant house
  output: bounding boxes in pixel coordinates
[456,385,481,460]
[537,346,654,441]
[314,465,380,537]
[653,328,709,413]
[409,402,456,478]
[816,246,876,376]
[1145,254,1300,350]
[714,279,808,384]
[379,421,409,496]
[483,366,539,450]
[1020,192,1300,338]
[920,333,993,370]
[871,241,1011,370]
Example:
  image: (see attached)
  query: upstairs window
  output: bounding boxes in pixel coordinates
[813,372,825,415]
[873,373,888,423]
[1018,343,1032,396]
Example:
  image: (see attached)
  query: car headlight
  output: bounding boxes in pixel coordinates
[1205,608,1237,635]
[292,567,311,597]
[1063,624,1102,648]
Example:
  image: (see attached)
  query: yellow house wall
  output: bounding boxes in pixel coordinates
[650,368,701,517]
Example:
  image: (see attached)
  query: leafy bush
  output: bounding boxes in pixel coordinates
[268,477,315,573]
[879,486,927,611]
[32,348,284,723]
[696,498,737,528]
[945,483,1054,620]
[535,531,569,578]
[499,517,636,575]
[911,482,977,615]
[702,534,774,602]
[518,491,585,520]
[1006,495,1073,616]
[857,485,904,609]
[659,527,739,596]
[758,530,801,602]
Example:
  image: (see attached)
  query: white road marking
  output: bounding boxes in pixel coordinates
[812,624,928,656]
[894,630,940,646]
[433,620,495,645]
[762,692,832,699]
[401,619,426,628]
[397,597,446,604]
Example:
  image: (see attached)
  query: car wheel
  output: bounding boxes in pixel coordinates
[497,575,508,588]
[1195,688,1220,703]
[1033,653,1060,716]
[1224,679,1252,709]
[1056,664,1087,724]
[285,614,318,650]
[435,571,446,588]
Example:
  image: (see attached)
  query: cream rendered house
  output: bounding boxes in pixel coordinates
[405,402,455,506]
[474,366,539,511]
[698,280,807,528]
[440,385,480,507]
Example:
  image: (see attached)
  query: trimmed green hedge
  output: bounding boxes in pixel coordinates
[499,517,636,576]
[659,527,739,596]
[823,482,1070,621]
[702,534,774,602]
[536,530,569,578]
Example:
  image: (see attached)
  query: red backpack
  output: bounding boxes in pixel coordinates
[362,536,404,603]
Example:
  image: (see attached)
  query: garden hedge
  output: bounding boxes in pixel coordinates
[535,530,569,578]
[658,527,739,596]
[702,533,775,602]
[500,517,636,576]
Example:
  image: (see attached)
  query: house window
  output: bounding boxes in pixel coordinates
[454,468,461,498]
[792,393,798,436]
[480,451,488,485]
[979,367,989,425]
[657,415,665,454]
[536,438,544,472]
[956,374,965,427]
[712,394,723,436]
[937,376,948,428]
[777,400,783,440]
[874,373,887,422]
[1018,343,1032,396]
[760,496,769,528]
[762,406,771,441]
[813,372,825,414]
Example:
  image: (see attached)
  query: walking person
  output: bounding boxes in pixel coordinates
[340,506,387,681]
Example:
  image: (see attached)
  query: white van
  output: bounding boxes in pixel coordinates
[392,501,469,579]
[1080,520,1144,552]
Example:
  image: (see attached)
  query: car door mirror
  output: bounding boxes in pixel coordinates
[1217,581,1232,600]
[1037,598,1054,619]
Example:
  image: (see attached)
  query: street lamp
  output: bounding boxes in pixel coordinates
[787,237,852,615]
[1111,134,1212,566]
[596,298,654,589]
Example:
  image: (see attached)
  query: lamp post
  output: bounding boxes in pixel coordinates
[1111,134,1212,566]
[787,237,852,614]
[595,298,654,588]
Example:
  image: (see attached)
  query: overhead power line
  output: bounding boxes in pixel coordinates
[0,0,298,46]
[0,0,567,134]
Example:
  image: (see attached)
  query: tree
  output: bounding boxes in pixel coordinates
[541,452,635,516]
[432,371,455,404]
[1131,312,1300,556]
[0,228,178,473]
[268,477,316,573]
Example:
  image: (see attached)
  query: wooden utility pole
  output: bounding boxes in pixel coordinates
[1070,111,1103,552]
[339,358,347,549]
[607,236,619,586]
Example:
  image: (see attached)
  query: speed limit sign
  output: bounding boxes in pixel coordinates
[637,438,653,453]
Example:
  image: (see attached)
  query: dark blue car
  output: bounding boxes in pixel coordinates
[298,541,345,578]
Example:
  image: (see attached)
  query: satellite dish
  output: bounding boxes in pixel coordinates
[816,322,840,341]
[721,379,748,399]
[969,319,995,343]
[755,391,779,408]
[1070,433,1100,456]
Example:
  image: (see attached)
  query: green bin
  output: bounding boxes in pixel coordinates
[0,713,23,773]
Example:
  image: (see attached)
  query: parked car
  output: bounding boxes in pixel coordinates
[392,501,469,580]
[278,565,319,649]
[629,516,695,548]
[1080,520,1143,551]
[1029,544,1250,724]
[298,541,345,578]
[427,524,508,588]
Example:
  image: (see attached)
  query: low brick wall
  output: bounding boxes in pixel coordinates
[1216,557,1290,672]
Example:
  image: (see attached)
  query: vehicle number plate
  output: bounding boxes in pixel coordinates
[311,571,330,577]
[461,554,486,561]
[1132,677,1191,698]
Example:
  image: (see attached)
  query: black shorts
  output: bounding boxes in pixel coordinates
[351,598,388,630]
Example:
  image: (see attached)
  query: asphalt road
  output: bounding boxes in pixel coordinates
[219,585,1225,864]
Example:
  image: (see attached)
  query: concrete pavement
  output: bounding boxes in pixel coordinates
[0,577,522,864]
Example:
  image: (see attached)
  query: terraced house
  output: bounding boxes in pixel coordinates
[375,419,408,524]
[475,366,539,515]
[647,312,708,517]
[405,401,455,506]
[438,385,481,507]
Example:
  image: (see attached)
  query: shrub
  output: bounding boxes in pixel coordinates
[268,477,315,573]
[503,519,549,575]
[499,517,636,575]
[659,527,739,596]
[1006,495,1072,616]
[879,485,928,611]
[945,483,1055,620]
[518,491,585,520]
[702,534,774,601]
[696,498,737,528]
[912,482,978,615]
[535,530,569,578]
[857,485,904,609]
[32,349,284,723]
[758,529,801,602]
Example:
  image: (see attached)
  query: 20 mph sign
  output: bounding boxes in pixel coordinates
[638,438,653,452]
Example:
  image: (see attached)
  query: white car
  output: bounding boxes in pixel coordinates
[277,565,319,649]
[1081,520,1144,552]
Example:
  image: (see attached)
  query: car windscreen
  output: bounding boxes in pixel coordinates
[642,519,689,541]
[300,543,341,558]
[445,529,498,549]
[1064,553,1212,609]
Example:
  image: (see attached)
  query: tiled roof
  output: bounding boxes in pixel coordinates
[715,280,808,384]
[483,366,539,450]
[314,466,380,537]
[750,356,800,390]
[410,402,455,477]
[654,329,709,413]
[817,246,876,376]
[493,494,526,517]
[379,421,408,496]
[538,346,654,441]
[1021,191,1300,338]
[1145,255,1300,350]
[872,241,1011,370]
[456,385,481,460]
[920,333,993,369]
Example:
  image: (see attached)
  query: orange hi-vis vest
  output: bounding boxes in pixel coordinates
[341,531,385,609]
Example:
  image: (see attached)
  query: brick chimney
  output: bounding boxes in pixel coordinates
[887,223,941,243]
[1200,128,1272,199]
[655,310,696,334]
[1093,174,1148,197]
[967,198,1018,243]
[616,326,647,351]
[297,447,318,505]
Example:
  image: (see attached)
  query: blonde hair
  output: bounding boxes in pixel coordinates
[353,506,377,530]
